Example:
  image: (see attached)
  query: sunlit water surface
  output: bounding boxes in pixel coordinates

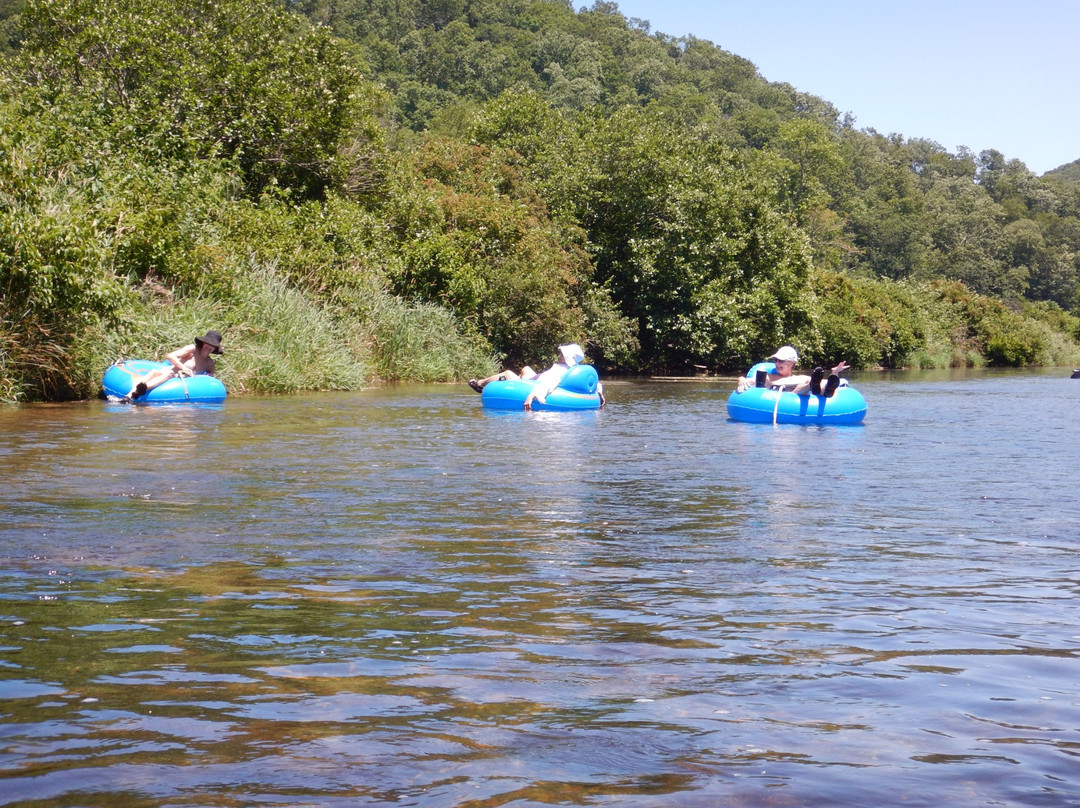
[1,370,1079,807]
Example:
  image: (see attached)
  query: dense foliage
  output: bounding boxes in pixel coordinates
[2,0,1079,401]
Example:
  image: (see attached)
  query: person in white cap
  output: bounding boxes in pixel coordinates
[735,345,849,397]
[524,343,605,410]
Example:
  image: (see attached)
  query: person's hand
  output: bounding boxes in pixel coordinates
[831,361,850,375]
[736,377,748,393]
[523,396,534,411]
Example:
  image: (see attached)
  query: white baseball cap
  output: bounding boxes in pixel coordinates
[769,345,798,363]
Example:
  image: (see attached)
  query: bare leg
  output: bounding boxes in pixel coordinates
[470,369,525,392]
[129,367,177,398]
[782,374,813,395]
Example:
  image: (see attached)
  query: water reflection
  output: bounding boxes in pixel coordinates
[2,372,1079,806]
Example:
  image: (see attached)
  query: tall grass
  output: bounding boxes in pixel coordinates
[70,263,370,398]
[224,263,370,394]
[0,318,79,402]
[368,295,494,382]
[66,260,494,401]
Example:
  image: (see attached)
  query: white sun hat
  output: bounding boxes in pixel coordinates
[558,343,585,366]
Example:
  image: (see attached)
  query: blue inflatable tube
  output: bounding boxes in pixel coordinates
[726,363,866,425]
[102,360,227,404]
[481,364,602,411]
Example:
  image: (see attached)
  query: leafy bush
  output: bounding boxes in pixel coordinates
[809,272,924,368]
[384,138,627,367]
[0,129,130,327]
[367,296,493,382]
[927,281,1048,367]
[984,327,1043,366]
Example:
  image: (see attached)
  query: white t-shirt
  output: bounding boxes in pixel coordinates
[530,362,571,403]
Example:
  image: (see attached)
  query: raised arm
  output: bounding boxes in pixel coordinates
[165,344,197,375]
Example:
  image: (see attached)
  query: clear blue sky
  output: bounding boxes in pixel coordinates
[609,0,1079,175]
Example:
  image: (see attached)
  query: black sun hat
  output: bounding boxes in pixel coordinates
[194,330,223,355]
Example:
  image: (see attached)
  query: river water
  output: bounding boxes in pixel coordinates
[1,369,1078,807]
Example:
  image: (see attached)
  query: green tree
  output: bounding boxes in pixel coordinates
[761,117,853,269]
[11,0,368,198]
[384,137,632,367]
[537,106,812,370]
[843,131,934,279]
[923,176,1020,298]
[0,0,23,55]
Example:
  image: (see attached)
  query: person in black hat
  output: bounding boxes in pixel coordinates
[126,330,223,400]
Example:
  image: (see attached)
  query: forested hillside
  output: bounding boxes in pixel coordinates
[1047,159,1080,183]
[2,0,1079,402]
